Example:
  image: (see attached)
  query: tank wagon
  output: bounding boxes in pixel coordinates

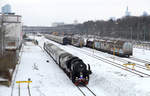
[71,37,85,47]
[86,39,95,48]
[86,39,133,57]
[44,42,92,85]
[45,34,71,45]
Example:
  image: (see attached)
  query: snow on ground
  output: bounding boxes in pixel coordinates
[0,41,84,96]
[0,35,150,96]
[133,48,150,61]
[11,41,84,96]
[0,85,11,96]
[66,45,150,75]
[35,36,150,96]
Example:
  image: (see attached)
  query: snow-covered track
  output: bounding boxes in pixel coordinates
[11,45,24,96]
[108,56,148,70]
[129,57,150,65]
[11,44,32,96]
[27,84,32,96]
[77,86,96,96]
[68,46,150,77]
[69,46,148,71]
[78,46,149,71]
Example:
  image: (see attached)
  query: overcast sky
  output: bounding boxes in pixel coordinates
[0,0,150,26]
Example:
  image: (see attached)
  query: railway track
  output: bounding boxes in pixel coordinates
[108,56,148,70]
[108,55,150,71]
[17,84,32,96]
[73,46,150,71]
[129,57,150,64]
[41,44,96,96]
[77,86,96,96]
[27,84,32,96]
[66,46,150,77]
[11,45,24,96]
[11,44,32,96]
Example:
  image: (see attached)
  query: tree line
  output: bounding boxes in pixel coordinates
[74,16,150,41]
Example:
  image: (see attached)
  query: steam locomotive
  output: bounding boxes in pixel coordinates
[43,42,92,85]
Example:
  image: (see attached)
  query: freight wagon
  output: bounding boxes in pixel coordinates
[86,39,133,57]
[45,34,71,45]
[71,36,85,47]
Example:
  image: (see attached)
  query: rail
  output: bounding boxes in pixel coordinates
[109,56,150,71]
[77,46,149,71]
[108,56,149,70]
[130,57,150,64]
[67,46,150,77]
[77,86,96,96]
[42,42,97,96]
[11,45,24,96]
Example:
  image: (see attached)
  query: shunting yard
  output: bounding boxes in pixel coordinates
[9,41,84,96]
[0,36,150,96]
[1,0,150,96]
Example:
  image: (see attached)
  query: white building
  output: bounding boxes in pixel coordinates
[52,22,65,27]
[125,6,130,16]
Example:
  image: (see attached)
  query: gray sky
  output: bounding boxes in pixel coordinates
[1,0,150,26]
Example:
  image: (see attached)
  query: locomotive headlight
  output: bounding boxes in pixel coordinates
[86,76,88,80]
[75,77,79,81]
[80,72,83,78]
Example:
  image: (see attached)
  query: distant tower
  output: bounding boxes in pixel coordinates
[142,11,148,16]
[125,6,130,16]
[74,20,78,25]
[1,4,11,14]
